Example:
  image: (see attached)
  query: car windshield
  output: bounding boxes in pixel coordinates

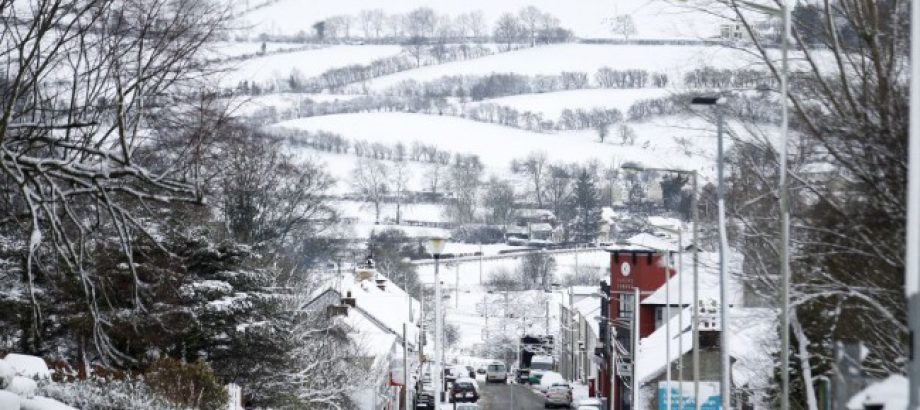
[549,386,568,393]
[531,362,553,371]
[455,382,475,390]
[488,364,504,371]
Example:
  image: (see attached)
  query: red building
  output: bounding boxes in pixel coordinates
[601,248,675,410]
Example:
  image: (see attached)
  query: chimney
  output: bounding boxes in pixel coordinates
[341,291,356,308]
[326,304,349,317]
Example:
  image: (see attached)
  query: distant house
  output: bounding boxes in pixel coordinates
[303,267,421,410]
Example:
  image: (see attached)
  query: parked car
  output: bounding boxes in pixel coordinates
[575,398,603,410]
[415,382,435,409]
[449,378,480,403]
[544,385,573,408]
[476,367,487,375]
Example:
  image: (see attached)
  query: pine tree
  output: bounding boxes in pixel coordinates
[570,168,603,244]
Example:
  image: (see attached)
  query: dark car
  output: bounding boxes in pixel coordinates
[449,379,479,403]
[476,368,486,375]
[415,382,435,409]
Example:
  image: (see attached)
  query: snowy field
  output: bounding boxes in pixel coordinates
[238,0,728,40]
[274,112,718,175]
[215,45,404,87]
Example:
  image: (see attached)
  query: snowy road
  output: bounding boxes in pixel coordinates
[476,381,545,410]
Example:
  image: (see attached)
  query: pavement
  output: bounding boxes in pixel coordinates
[474,380,547,410]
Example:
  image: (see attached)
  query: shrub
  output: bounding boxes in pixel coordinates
[144,358,228,410]
[37,377,190,410]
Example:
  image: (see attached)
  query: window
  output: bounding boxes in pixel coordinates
[617,293,634,319]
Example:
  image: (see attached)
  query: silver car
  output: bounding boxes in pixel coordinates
[544,385,573,408]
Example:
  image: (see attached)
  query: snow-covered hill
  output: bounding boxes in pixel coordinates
[238,0,728,40]
[271,112,717,173]
[362,43,763,91]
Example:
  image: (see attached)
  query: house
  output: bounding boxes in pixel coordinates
[598,244,768,410]
[303,263,422,410]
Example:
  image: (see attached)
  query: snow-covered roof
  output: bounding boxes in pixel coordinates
[636,307,777,389]
[625,233,680,252]
[572,297,601,337]
[641,251,744,307]
[847,375,907,410]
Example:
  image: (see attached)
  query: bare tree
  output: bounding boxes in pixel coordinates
[606,14,637,39]
[402,35,428,67]
[351,159,390,223]
[493,12,523,51]
[467,10,487,38]
[359,10,376,38]
[406,7,437,38]
[483,177,518,226]
[522,151,549,207]
[0,0,232,364]
[518,6,544,47]
[390,159,412,225]
[426,160,447,195]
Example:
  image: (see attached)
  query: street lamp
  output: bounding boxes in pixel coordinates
[690,95,732,410]
[427,237,447,404]
[622,164,700,410]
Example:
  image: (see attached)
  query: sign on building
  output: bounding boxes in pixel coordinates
[657,381,721,410]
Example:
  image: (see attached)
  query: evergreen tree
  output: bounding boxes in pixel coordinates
[570,168,603,244]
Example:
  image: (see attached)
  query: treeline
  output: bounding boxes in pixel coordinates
[246,6,573,47]
[271,127,465,166]
[230,43,494,95]
[380,68,670,99]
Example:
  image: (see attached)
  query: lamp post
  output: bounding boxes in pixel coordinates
[654,224,684,392]
[690,95,731,410]
[622,164,699,410]
[427,237,447,405]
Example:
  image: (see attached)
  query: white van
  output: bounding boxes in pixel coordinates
[485,361,507,383]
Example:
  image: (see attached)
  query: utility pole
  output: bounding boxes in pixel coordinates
[403,323,409,410]
[456,262,460,309]
[664,250,672,410]
[632,287,640,409]
[479,242,483,285]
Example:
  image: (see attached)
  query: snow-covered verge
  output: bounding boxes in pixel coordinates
[0,354,192,410]
[846,375,907,410]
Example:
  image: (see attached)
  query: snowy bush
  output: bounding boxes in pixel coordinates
[7,377,38,399]
[36,377,192,410]
[0,359,13,389]
[144,358,228,410]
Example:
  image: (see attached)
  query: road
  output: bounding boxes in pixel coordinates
[476,381,546,410]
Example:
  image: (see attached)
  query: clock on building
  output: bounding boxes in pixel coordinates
[620,261,631,277]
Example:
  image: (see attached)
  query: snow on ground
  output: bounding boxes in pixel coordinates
[847,375,908,410]
[204,41,322,59]
[364,44,764,91]
[2,354,50,379]
[215,45,404,88]
[239,0,726,40]
[275,112,715,174]
[472,88,673,119]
